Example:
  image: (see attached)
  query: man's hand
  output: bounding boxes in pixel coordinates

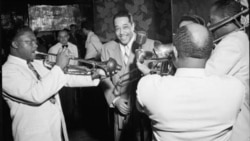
[91,69,106,79]
[114,97,130,115]
[136,61,151,75]
[55,48,70,70]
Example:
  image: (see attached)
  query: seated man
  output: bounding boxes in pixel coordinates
[136,23,245,141]
[2,27,104,141]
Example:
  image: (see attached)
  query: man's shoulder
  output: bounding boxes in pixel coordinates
[143,38,155,50]
[208,74,245,90]
[221,31,248,44]
[103,40,119,49]
[49,43,60,52]
[68,42,77,48]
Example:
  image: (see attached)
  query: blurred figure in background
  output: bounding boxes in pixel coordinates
[82,20,103,60]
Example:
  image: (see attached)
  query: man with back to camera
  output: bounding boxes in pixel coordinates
[101,10,155,141]
[205,0,249,140]
[2,27,105,141]
[136,23,245,141]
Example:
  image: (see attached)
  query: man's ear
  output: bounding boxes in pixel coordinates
[172,46,178,59]
[11,41,18,49]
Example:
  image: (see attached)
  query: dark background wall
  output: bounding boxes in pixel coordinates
[172,0,217,33]
[93,0,172,43]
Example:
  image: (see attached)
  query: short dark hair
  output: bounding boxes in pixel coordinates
[57,29,69,37]
[81,20,93,31]
[178,15,206,27]
[113,10,134,26]
[212,0,242,18]
[173,26,213,59]
[12,26,33,42]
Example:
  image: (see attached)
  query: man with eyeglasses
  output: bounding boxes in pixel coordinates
[2,27,104,141]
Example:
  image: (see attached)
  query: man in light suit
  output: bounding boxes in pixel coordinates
[101,10,154,141]
[2,27,104,141]
[205,0,249,140]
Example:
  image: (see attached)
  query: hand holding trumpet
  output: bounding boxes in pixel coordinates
[55,48,71,70]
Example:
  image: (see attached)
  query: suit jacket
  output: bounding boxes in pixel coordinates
[101,38,155,107]
[205,31,249,141]
[2,55,100,141]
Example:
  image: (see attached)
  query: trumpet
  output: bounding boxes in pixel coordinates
[35,51,122,77]
[208,8,249,43]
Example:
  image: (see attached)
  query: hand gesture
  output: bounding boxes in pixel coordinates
[114,98,130,115]
[136,61,150,75]
[91,69,106,79]
[55,48,70,70]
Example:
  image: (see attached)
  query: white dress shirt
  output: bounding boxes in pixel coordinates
[84,31,103,59]
[48,42,79,65]
[137,68,245,141]
[2,55,99,141]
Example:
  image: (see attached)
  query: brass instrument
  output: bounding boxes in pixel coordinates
[117,44,175,86]
[208,8,249,43]
[35,51,122,77]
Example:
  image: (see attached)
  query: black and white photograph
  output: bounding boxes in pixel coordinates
[1,0,249,141]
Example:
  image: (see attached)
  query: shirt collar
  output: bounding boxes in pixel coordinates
[87,31,94,41]
[175,68,207,77]
[7,55,28,65]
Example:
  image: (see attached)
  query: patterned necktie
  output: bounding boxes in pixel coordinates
[27,61,41,80]
[27,61,56,104]
[124,46,129,65]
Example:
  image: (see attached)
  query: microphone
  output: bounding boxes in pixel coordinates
[135,31,147,47]
[135,31,147,62]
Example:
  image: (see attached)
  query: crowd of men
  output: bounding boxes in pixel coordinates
[2,0,249,141]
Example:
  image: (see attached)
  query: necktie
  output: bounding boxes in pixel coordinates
[27,61,41,80]
[124,46,129,65]
[62,44,68,48]
[27,61,56,104]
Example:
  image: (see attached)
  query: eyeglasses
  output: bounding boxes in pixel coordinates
[18,39,38,45]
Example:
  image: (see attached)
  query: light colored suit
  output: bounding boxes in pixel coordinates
[205,31,250,141]
[2,55,99,141]
[101,36,154,141]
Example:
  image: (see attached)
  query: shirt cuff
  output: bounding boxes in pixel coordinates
[110,96,120,108]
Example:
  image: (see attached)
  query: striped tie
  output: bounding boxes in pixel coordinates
[27,61,56,104]
[124,46,129,65]
[27,61,41,80]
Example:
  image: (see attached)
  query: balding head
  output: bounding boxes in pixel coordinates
[173,23,213,59]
